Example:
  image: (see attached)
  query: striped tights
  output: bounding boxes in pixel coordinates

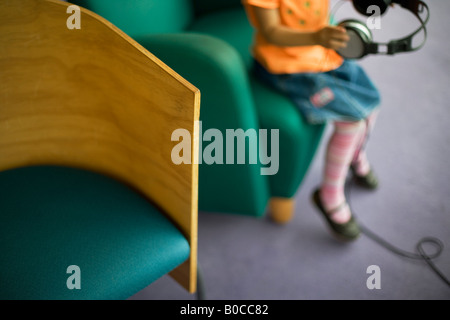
[320,111,378,223]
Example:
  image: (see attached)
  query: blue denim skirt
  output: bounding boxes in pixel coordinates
[252,59,381,124]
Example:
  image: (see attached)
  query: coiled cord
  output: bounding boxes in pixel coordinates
[346,176,450,287]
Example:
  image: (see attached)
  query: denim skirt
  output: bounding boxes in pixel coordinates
[253,59,381,124]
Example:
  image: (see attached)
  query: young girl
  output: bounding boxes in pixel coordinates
[242,0,381,241]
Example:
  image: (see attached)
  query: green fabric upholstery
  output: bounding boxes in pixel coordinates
[189,7,255,68]
[73,0,193,36]
[0,166,190,300]
[71,0,326,216]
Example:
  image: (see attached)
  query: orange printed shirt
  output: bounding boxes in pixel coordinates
[242,0,343,74]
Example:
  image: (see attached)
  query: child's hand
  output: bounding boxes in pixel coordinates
[315,26,350,50]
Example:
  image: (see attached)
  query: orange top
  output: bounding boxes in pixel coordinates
[242,0,343,74]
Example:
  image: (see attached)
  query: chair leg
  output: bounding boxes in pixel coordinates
[268,197,296,224]
[196,263,206,300]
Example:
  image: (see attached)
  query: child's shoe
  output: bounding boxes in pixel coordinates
[312,189,361,242]
[351,166,379,190]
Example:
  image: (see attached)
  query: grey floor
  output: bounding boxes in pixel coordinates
[130,0,450,300]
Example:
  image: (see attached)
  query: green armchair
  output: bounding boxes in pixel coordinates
[71,0,326,222]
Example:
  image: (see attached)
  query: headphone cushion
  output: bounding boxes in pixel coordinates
[338,19,373,43]
[337,19,373,59]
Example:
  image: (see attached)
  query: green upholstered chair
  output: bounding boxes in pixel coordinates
[70,0,327,222]
[0,0,199,299]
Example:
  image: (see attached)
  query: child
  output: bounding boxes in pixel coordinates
[242,0,381,241]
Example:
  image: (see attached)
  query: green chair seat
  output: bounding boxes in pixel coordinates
[0,166,190,300]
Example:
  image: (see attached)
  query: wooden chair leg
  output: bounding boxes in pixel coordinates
[268,197,296,224]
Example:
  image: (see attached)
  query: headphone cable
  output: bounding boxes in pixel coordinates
[345,157,450,288]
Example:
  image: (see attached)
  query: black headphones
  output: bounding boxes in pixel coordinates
[336,0,430,59]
